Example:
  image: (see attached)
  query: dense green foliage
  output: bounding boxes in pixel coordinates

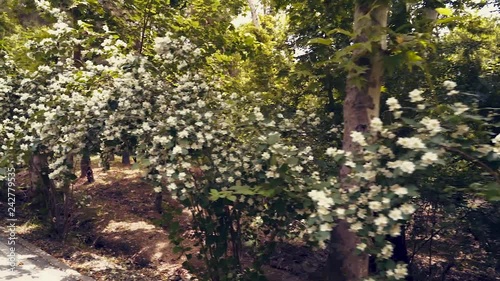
[1,0,499,280]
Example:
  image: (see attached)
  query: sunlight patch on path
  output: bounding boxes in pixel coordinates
[102,220,156,233]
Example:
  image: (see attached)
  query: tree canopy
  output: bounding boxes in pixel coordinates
[1,1,499,281]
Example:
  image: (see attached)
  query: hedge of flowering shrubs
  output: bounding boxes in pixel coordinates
[1,1,499,280]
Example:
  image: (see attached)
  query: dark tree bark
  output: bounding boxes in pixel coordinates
[80,153,91,178]
[30,153,65,237]
[122,149,131,165]
[155,192,163,214]
[388,224,413,281]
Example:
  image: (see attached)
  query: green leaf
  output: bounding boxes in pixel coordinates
[286,157,299,166]
[209,189,220,201]
[435,8,453,16]
[267,133,281,145]
[437,16,460,25]
[308,38,333,46]
[401,117,418,126]
[230,185,255,195]
[326,28,353,37]
[482,182,500,201]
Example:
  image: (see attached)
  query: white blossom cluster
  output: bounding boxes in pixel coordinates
[0,1,124,180]
[306,85,498,280]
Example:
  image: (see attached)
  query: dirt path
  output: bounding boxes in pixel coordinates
[7,161,305,281]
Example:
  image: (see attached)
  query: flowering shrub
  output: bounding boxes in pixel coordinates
[103,33,326,279]
[0,1,498,280]
[0,0,125,235]
[307,82,499,280]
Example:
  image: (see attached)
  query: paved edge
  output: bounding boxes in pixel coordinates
[0,226,95,281]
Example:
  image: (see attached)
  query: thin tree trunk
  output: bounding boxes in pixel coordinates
[122,149,131,165]
[326,1,389,280]
[155,192,163,214]
[388,224,413,281]
[80,153,91,178]
[247,0,261,28]
[31,153,64,237]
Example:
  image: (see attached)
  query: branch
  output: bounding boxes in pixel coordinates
[442,145,500,183]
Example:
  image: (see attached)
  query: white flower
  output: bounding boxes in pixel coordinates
[262,152,271,160]
[356,242,367,251]
[254,112,264,121]
[197,100,206,108]
[374,214,389,227]
[178,130,189,138]
[379,243,394,258]
[326,147,343,157]
[345,160,356,168]
[400,203,416,215]
[409,89,424,103]
[172,145,183,155]
[397,137,426,149]
[443,80,457,90]
[168,183,177,191]
[393,264,408,280]
[370,117,383,133]
[154,186,162,193]
[294,165,304,173]
[493,134,500,145]
[386,97,401,111]
[378,146,394,158]
[357,209,366,219]
[389,208,403,221]
[166,116,177,125]
[421,152,438,165]
[399,161,416,174]
[351,131,367,146]
[388,160,415,174]
[308,190,334,209]
[454,102,469,115]
[391,184,408,196]
[350,222,363,232]
[320,223,332,231]
[368,201,383,211]
[420,117,442,135]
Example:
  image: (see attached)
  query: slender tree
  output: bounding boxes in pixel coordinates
[327,1,390,280]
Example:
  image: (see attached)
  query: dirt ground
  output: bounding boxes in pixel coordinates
[4,158,308,281]
[2,157,499,281]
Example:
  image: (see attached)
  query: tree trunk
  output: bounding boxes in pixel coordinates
[80,153,91,178]
[155,192,163,214]
[122,149,131,165]
[31,153,65,237]
[326,1,389,281]
[389,225,409,264]
[247,0,261,28]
